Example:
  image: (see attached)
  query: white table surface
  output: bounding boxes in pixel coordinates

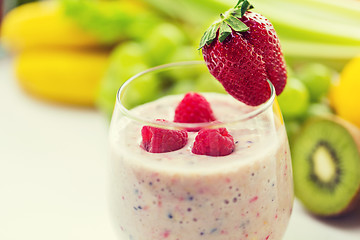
[1,56,359,240]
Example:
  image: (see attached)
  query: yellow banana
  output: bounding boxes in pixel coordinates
[15,49,110,106]
[0,1,101,52]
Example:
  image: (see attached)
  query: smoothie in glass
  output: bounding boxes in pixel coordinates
[109,63,293,240]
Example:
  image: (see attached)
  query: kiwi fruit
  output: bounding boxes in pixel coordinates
[291,116,360,217]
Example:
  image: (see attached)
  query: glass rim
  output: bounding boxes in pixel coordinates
[116,61,276,129]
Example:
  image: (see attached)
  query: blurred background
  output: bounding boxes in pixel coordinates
[1,0,360,239]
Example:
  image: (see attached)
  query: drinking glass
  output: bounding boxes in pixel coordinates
[109,61,293,240]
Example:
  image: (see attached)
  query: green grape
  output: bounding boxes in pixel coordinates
[286,64,295,78]
[144,23,187,66]
[165,45,203,82]
[305,103,333,119]
[154,45,202,92]
[168,79,196,95]
[296,63,333,102]
[284,120,301,144]
[170,45,201,63]
[96,42,152,118]
[278,77,310,120]
[61,0,161,44]
[195,72,226,94]
[122,74,161,109]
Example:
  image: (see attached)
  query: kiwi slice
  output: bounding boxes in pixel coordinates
[291,117,360,217]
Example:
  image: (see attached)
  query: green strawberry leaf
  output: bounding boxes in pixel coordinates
[207,23,220,44]
[225,15,249,32]
[219,21,232,42]
[232,9,243,18]
[240,0,253,16]
[233,0,253,18]
[199,22,220,49]
[199,29,210,49]
[235,0,246,8]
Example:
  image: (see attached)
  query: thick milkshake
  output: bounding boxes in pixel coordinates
[109,92,293,240]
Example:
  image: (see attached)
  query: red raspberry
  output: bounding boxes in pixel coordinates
[192,128,235,156]
[141,119,188,153]
[174,92,216,124]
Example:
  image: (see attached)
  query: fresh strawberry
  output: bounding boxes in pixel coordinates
[174,92,216,123]
[202,32,270,106]
[241,11,287,95]
[199,0,287,106]
[141,119,188,153]
[192,128,235,156]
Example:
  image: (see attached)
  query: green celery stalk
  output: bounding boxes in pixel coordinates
[244,0,360,67]
[281,39,360,59]
[150,0,360,67]
[140,0,230,36]
[247,0,360,45]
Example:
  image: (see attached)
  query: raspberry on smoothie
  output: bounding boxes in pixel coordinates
[174,92,216,124]
[141,119,188,153]
[192,127,235,156]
